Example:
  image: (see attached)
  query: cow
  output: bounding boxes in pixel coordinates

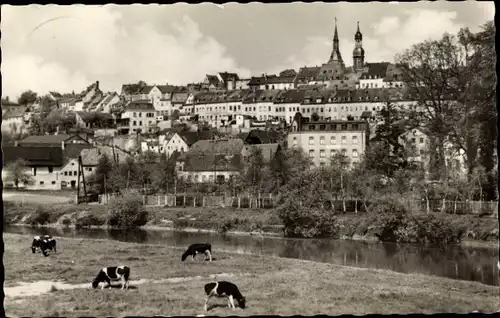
[92,266,131,290]
[31,235,57,257]
[204,281,246,312]
[181,243,212,262]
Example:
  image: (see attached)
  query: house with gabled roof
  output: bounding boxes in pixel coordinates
[162,130,215,158]
[95,92,121,113]
[217,72,239,90]
[1,105,31,135]
[203,74,221,91]
[177,138,245,183]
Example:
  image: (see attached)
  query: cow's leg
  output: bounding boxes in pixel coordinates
[121,277,126,290]
[204,294,213,312]
[107,279,112,289]
[227,297,231,308]
[101,282,105,290]
[53,243,57,254]
[192,253,196,261]
[206,250,212,262]
[229,295,235,309]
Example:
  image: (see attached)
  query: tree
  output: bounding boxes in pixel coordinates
[18,90,38,106]
[310,112,320,122]
[396,33,466,186]
[5,159,34,190]
[171,109,180,121]
[329,150,351,212]
[152,153,169,193]
[87,154,114,195]
[243,147,266,198]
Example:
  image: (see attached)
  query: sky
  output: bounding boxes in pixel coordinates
[1,2,495,100]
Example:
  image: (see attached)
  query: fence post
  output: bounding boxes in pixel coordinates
[143,195,146,205]
[157,195,160,206]
[203,196,205,207]
[183,194,186,207]
[194,197,196,207]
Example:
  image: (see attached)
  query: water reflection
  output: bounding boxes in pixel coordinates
[4,225,499,286]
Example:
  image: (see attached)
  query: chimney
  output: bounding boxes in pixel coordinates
[96,81,100,90]
[61,141,65,151]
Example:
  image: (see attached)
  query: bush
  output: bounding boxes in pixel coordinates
[75,211,103,229]
[278,204,338,238]
[369,195,408,215]
[28,206,51,226]
[106,196,149,229]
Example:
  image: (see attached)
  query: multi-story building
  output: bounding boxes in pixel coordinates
[288,119,368,168]
[121,100,158,134]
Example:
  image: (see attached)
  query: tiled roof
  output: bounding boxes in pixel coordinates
[274,89,307,104]
[205,75,221,86]
[177,130,215,146]
[244,129,280,144]
[218,72,240,83]
[75,111,93,122]
[3,146,64,166]
[361,62,390,79]
[182,138,245,172]
[157,85,177,94]
[296,66,321,81]
[125,100,155,111]
[242,90,263,104]
[188,138,244,155]
[3,106,28,119]
[182,153,244,172]
[1,101,20,107]
[19,134,71,145]
[141,85,156,94]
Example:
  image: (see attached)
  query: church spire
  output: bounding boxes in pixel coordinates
[329,17,344,67]
[353,21,365,71]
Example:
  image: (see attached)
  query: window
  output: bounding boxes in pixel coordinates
[341,149,347,156]
[352,124,359,130]
[341,136,347,144]
[309,137,314,145]
[64,171,68,176]
[33,167,37,176]
[74,171,77,176]
[320,162,326,167]
[309,150,314,158]
[320,150,326,158]
[330,149,335,157]
[352,136,358,144]
[420,138,424,144]
[352,149,358,158]
[411,138,416,143]
[52,181,56,185]
[330,136,336,144]
[48,167,53,173]
[341,124,347,130]
[320,136,325,145]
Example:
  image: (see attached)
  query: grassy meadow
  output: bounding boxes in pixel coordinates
[3,233,499,317]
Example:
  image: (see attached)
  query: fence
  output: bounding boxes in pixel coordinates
[97,194,498,217]
[98,193,277,209]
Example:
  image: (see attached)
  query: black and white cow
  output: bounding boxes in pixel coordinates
[181,243,212,262]
[92,266,130,290]
[204,281,246,312]
[31,235,57,257]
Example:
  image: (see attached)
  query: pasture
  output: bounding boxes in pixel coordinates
[3,233,499,316]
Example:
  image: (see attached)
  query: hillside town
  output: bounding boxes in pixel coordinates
[1,19,496,206]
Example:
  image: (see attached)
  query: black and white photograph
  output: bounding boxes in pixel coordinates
[1,1,498,316]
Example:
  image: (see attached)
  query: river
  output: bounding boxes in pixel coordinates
[4,225,499,286]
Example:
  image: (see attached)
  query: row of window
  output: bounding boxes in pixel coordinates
[308,149,359,158]
[195,104,382,115]
[132,120,158,126]
[131,112,156,118]
[292,135,359,145]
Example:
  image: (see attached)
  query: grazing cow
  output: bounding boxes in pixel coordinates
[92,266,130,290]
[181,243,212,262]
[31,235,57,257]
[204,281,246,312]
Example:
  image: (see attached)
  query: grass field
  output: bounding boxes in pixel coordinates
[3,190,75,204]
[3,233,499,317]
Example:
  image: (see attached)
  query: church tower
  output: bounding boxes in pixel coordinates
[328,18,345,69]
[352,22,365,72]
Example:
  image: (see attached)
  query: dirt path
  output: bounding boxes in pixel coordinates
[4,272,251,299]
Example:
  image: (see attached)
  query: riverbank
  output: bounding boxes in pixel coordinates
[4,202,499,248]
[4,233,499,316]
